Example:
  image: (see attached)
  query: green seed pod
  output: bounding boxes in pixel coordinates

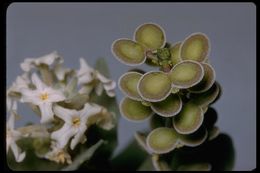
[188,63,216,93]
[170,42,182,66]
[169,60,204,89]
[189,82,220,107]
[138,71,172,102]
[120,97,153,122]
[208,126,220,141]
[173,102,204,134]
[146,127,179,154]
[152,154,171,171]
[180,33,210,62]
[118,72,143,101]
[134,23,166,50]
[151,94,182,117]
[111,39,145,65]
[178,126,208,147]
[210,81,222,105]
[177,163,211,171]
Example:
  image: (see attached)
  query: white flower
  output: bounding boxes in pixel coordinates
[45,142,72,165]
[8,73,30,93]
[51,103,103,150]
[7,73,30,112]
[54,63,72,81]
[20,51,63,72]
[20,73,66,123]
[77,58,116,97]
[6,102,26,162]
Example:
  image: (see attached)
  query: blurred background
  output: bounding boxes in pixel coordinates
[6,3,256,170]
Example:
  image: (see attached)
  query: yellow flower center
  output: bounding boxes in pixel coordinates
[72,117,81,127]
[40,93,49,101]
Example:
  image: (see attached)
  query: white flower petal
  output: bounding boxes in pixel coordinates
[96,72,110,83]
[53,105,76,123]
[47,89,66,102]
[106,90,115,97]
[77,58,95,85]
[39,103,54,123]
[51,124,76,149]
[20,88,42,104]
[70,126,87,150]
[80,103,102,122]
[10,143,26,162]
[54,63,70,81]
[20,58,34,72]
[35,51,63,66]
[78,58,94,75]
[78,85,94,95]
[95,82,103,96]
[103,81,116,91]
[7,111,16,130]
[31,73,47,91]
[78,74,94,85]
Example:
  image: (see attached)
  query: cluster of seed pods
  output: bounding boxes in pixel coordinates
[112,23,221,156]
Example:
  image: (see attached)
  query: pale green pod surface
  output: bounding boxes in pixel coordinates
[189,63,216,93]
[152,154,171,171]
[177,163,211,171]
[173,102,204,134]
[134,23,166,50]
[120,97,153,122]
[189,82,220,107]
[119,72,143,101]
[208,126,220,141]
[169,60,204,89]
[178,126,208,147]
[210,81,222,105]
[138,71,172,102]
[151,94,182,117]
[112,39,145,65]
[146,127,179,154]
[170,42,182,66]
[180,33,210,62]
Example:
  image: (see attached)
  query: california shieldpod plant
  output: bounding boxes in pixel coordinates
[112,23,224,171]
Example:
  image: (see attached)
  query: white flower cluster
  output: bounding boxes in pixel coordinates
[6,51,116,164]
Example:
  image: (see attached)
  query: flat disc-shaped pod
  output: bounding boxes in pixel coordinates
[180,33,210,62]
[189,82,220,107]
[173,102,204,134]
[188,63,216,93]
[169,60,204,89]
[177,163,212,171]
[146,127,179,154]
[152,154,171,171]
[208,126,220,141]
[151,94,182,117]
[138,71,172,102]
[120,97,153,122]
[170,42,182,66]
[112,39,145,65]
[134,23,166,50]
[178,126,208,147]
[118,72,143,101]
